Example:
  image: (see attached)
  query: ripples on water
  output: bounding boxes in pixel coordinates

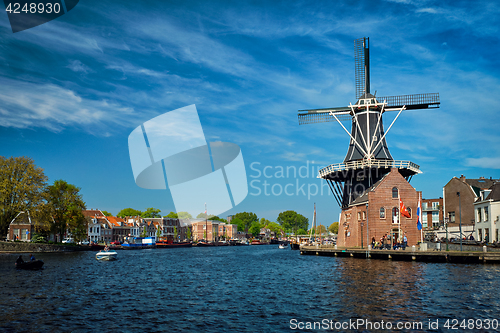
[1,247,499,332]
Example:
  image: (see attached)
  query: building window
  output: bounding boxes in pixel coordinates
[432,202,439,209]
[422,202,428,210]
[392,187,398,199]
[392,207,399,223]
[407,207,412,218]
[484,207,489,222]
[432,211,439,227]
[362,211,366,220]
[422,214,427,228]
[478,229,482,241]
[449,212,455,223]
[357,212,361,220]
[477,208,482,223]
[380,207,385,219]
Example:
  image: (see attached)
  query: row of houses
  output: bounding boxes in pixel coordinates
[7,209,239,243]
[425,175,500,243]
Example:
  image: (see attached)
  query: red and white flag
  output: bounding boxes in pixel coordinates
[399,196,411,218]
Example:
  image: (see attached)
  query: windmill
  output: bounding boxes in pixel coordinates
[298,37,440,208]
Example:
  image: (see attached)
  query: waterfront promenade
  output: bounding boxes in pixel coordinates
[300,244,500,263]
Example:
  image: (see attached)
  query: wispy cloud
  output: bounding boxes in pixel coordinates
[0,78,137,133]
[465,157,500,170]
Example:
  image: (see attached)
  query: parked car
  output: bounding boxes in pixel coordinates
[62,238,75,244]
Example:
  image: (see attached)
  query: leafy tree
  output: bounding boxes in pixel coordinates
[174,226,178,240]
[156,226,161,239]
[248,221,262,237]
[178,211,192,219]
[142,207,161,218]
[328,222,339,234]
[277,211,309,233]
[0,156,48,237]
[233,212,258,230]
[186,226,191,240]
[267,221,284,236]
[46,180,86,242]
[164,212,178,218]
[117,208,142,218]
[297,228,308,235]
[231,217,245,232]
[196,212,214,219]
[316,225,327,235]
[101,210,112,216]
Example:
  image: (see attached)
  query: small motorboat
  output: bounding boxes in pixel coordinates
[279,244,287,249]
[16,259,44,270]
[96,250,118,261]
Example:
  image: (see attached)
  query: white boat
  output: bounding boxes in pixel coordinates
[96,250,118,261]
[279,244,287,249]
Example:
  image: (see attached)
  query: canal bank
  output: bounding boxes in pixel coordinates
[0,241,90,253]
[300,244,500,263]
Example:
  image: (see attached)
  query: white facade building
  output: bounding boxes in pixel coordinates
[474,185,500,242]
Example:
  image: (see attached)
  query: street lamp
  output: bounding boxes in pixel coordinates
[457,191,462,251]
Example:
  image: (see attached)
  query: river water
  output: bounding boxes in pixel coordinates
[1,246,499,332]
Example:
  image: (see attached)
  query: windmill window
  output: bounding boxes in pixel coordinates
[392,187,399,198]
[407,207,412,218]
[380,207,385,219]
[360,100,364,105]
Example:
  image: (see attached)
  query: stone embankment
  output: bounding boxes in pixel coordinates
[0,241,90,253]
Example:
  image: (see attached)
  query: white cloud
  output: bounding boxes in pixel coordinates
[0,78,138,133]
[465,157,500,169]
[67,60,93,73]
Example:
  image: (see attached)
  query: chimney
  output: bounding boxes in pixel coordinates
[460,175,466,182]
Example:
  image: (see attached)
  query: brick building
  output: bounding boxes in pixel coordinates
[7,211,35,241]
[337,168,420,247]
[421,198,443,229]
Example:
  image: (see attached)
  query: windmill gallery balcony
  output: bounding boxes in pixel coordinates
[318,160,421,180]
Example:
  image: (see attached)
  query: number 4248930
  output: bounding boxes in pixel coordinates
[5,2,61,14]
[444,318,498,330]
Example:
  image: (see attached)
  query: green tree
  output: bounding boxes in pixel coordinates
[210,216,227,223]
[248,221,262,237]
[297,228,308,235]
[164,212,178,218]
[328,222,339,234]
[267,221,284,237]
[0,156,48,237]
[117,208,142,218]
[316,225,327,235]
[142,207,161,218]
[174,226,178,240]
[231,217,245,232]
[101,210,112,216]
[178,211,192,219]
[277,210,309,234]
[46,180,86,242]
[156,226,161,240]
[186,226,191,240]
[233,212,258,231]
[196,212,214,219]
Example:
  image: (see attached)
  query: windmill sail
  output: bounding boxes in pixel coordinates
[354,37,369,99]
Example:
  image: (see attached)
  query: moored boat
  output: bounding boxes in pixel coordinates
[156,240,192,248]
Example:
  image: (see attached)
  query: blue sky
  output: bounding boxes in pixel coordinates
[1,0,499,227]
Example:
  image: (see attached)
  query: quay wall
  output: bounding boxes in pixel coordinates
[0,241,89,253]
[426,242,500,253]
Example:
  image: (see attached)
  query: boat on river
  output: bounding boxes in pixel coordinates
[279,243,287,249]
[15,259,44,270]
[156,239,192,248]
[96,250,118,261]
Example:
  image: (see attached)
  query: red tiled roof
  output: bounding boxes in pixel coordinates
[82,210,105,218]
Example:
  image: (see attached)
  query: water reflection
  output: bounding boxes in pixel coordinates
[1,249,500,332]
